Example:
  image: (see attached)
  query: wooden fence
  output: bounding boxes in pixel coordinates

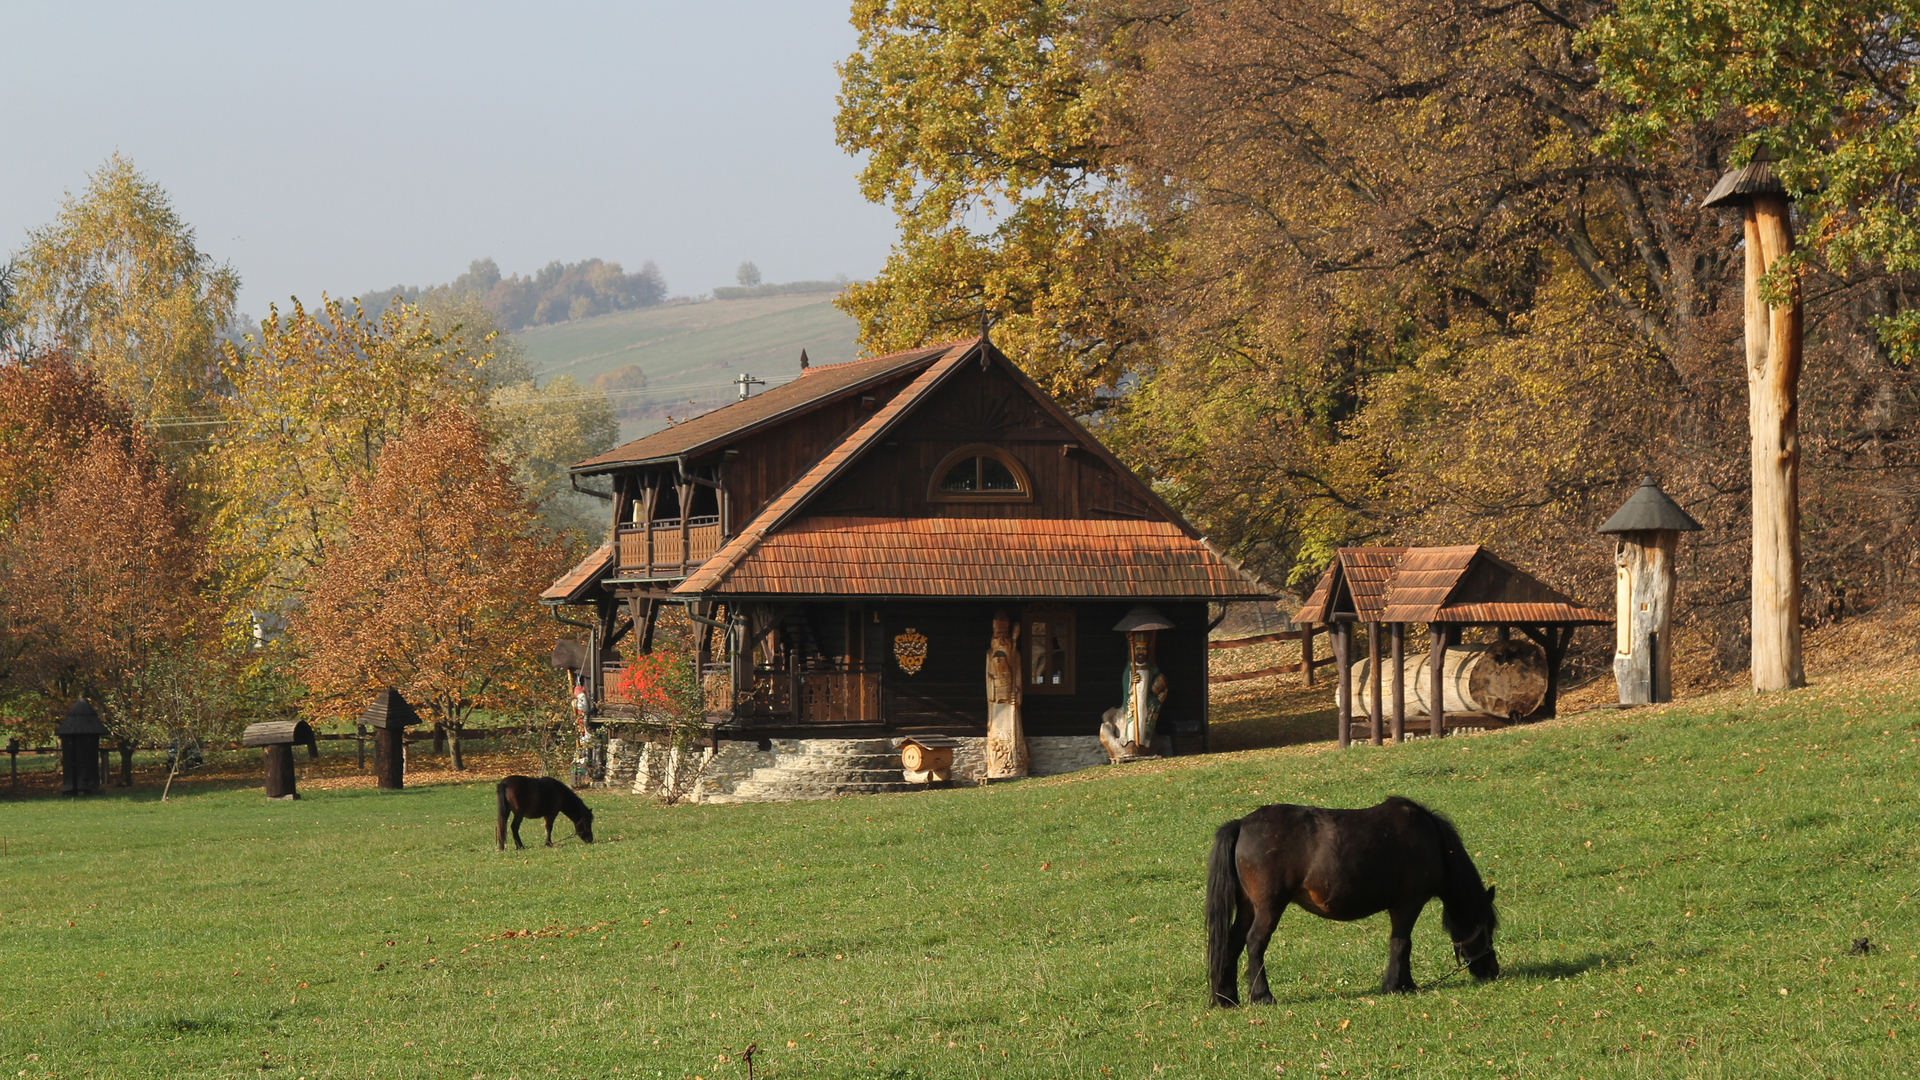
[1207,624,1336,685]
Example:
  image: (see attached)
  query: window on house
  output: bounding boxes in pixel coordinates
[1022,606,1075,695]
[928,445,1032,501]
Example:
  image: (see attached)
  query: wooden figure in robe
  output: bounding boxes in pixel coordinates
[985,610,1029,777]
[1102,606,1173,762]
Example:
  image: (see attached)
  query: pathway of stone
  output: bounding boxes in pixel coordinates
[703,738,918,803]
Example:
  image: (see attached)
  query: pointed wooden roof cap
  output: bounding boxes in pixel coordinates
[1703,145,1789,208]
[360,687,421,730]
[1598,476,1702,534]
[55,698,110,737]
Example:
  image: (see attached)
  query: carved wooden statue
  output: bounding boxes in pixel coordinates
[1101,628,1168,762]
[985,609,1028,777]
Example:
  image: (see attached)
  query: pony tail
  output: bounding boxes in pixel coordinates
[1205,818,1243,1005]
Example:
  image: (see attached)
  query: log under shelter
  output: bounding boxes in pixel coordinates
[1296,546,1610,746]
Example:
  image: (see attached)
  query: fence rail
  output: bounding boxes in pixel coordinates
[1207,624,1336,685]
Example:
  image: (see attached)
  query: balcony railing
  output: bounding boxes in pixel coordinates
[615,515,722,576]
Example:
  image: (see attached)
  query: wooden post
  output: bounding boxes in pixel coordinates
[357,724,367,772]
[1428,624,1446,738]
[1614,531,1679,703]
[7,738,16,789]
[1390,622,1405,743]
[264,744,297,798]
[374,728,404,789]
[1367,621,1383,745]
[1333,622,1352,749]
[679,476,693,577]
[1302,624,1316,688]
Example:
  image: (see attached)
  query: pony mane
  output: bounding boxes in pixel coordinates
[1409,800,1497,932]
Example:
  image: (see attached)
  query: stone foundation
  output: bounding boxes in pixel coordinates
[945,735,1106,782]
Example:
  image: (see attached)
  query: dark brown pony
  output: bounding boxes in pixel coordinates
[1206,796,1498,1005]
[496,775,595,850]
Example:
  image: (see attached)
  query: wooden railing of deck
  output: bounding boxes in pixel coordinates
[614,515,724,576]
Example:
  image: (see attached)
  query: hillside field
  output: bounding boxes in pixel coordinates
[514,294,861,443]
[2,672,1917,1078]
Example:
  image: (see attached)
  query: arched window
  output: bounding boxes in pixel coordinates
[928,445,1033,502]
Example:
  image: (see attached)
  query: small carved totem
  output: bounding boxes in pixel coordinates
[985,610,1028,777]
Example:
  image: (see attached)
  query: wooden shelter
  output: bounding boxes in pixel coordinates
[543,336,1271,753]
[55,698,109,796]
[1296,546,1609,745]
[1599,477,1702,704]
[360,688,420,789]
[242,719,317,799]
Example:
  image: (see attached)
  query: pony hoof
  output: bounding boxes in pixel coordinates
[1251,993,1276,1006]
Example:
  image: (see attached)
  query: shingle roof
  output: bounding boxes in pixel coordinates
[676,342,979,593]
[540,543,613,604]
[1296,545,1608,625]
[672,516,1271,598]
[569,342,962,473]
[1293,547,1405,622]
[1597,476,1703,534]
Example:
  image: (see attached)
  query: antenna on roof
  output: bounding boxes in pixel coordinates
[733,372,766,401]
[799,348,811,372]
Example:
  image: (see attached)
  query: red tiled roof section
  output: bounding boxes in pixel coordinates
[676,342,979,593]
[674,517,1271,597]
[540,542,613,603]
[570,342,962,472]
[1295,545,1608,625]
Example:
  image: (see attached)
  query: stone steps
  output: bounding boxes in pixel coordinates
[709,737,916,803]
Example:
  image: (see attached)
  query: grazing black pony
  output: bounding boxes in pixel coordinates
[496,775,595,851]
[1206,796,1498,1006]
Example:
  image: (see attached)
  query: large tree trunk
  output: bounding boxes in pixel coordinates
[449,724,465,771]
[1614,531,1679,704]
[1746,195,1805,691]
[1359,641,1547,719]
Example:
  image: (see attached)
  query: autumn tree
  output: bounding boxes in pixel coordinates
[0,350,140,527]
[210,295,492,638]
[0,428,208,728]
[294,410,566,769]
[7,154,239,421]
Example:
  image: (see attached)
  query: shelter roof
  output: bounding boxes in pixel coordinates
[1293,547,1406,623]
[1295,545,1608,625]
[670,516,1270,598]
[569,342,963,473]
[1597,476,1702,534]
[541,542,614,604]
[1703,148,1788,209]
[55,699,110,737]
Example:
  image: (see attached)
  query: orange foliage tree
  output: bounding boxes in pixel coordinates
[294,409,564,769]
[0,350,140,526]
[0,424,208,727]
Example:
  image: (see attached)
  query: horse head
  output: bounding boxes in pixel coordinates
[1447,884,1499,981]
[575,807,595,844]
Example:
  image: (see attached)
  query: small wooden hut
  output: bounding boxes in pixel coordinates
[56,699,110,796]
[1296,546,1609,745]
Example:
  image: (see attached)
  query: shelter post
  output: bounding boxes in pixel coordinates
[1367,621,1383,745]
[1428,625,1446,738]
[1333,623,1352,749]
[1390,622,1405,743]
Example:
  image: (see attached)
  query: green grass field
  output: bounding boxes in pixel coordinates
[3,674,1917,1079]
[514,294,861,442]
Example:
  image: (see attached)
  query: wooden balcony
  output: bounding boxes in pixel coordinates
[615,515,723,578]
[722,662,883,725]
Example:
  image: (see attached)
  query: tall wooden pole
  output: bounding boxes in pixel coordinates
[1745,194,1804,691]
[1390,622,1405,743]
[1428,625,1446,738]
[1367,622,1383,745]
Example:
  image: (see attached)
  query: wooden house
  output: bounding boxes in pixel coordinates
[542,336,1269,760]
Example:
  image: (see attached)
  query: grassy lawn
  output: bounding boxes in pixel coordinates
[3,674,1918,1079]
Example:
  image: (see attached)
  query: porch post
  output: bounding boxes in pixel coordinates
[1367,621,1383,746]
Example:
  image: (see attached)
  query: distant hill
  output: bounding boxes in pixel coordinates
[515,293,863,443]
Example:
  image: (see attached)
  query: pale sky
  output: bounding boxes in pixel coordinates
[0,0,897,317]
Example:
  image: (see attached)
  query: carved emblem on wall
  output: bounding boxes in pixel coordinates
[893,628,928,675]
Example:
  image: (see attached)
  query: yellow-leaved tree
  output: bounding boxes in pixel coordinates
[7,154,239,423]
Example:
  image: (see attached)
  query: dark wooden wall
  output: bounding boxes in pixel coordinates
[802,363,1169,522]
[822,600,1210,739]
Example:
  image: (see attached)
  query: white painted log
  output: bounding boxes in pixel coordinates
[1358,642,1547,719]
